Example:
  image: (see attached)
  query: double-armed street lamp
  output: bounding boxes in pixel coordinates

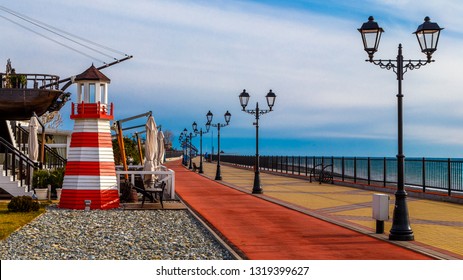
[238,89,277,194]
[192,121,211,173]
[183,128,196,170]
[178,130,188,166]
[358,16,443,241]
[206,110,231,180]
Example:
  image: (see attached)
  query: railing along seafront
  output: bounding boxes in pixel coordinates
[116,165,176,200]
[214,155,463,196]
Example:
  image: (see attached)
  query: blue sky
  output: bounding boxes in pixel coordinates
[2,0,463,158]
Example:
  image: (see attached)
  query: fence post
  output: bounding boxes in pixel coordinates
[292,156,295,175]
[383,157,387,187]
[305,156,308,177]
[274,155,277,171]
[422,157,426,193]
[312,156,315,176]
[331,156,334,178]
[354,157,357,183]
[286,156,288,173]
[448,158,452,196]
[275,156,278,172]
[342,156,345,181]
[367,157,371,185]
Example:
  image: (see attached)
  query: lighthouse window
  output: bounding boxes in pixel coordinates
[78,83,84,103]
[89,83,96,103]
[100,83,107,103]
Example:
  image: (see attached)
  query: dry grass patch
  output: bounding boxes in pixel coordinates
[0,200,48,240]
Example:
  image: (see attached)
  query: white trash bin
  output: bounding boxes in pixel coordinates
[372,193,390,233]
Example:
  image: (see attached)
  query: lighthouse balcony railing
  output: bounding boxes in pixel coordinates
[115,165,176,200]
[71,101,114,119]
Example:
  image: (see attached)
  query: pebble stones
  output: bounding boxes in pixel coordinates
[0,206,234,260]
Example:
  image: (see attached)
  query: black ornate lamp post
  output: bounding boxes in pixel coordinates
[358,16,443,241]
[182,128,189,167]
[183,128,196,170]
[206,110,231,180]
[193,121,211,173]
[239,89,276,194]
[178,130,188,166]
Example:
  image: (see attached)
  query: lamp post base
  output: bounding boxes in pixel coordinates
[389,232,414,241]
[252,171,263,194]
[215,165,222,180]
[199,158,204,173]
[252,187,263,194]
[389,190,414,241]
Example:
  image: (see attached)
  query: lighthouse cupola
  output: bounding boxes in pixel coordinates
[71,65,113,120]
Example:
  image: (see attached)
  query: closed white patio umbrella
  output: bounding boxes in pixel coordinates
[157,130,165,168]
[143,115,158,187]
[28,116,39,162]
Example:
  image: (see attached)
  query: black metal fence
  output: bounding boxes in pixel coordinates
[214,155,463,196]
[166,150,184,158]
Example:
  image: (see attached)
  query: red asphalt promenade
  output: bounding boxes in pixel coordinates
[166,160,434,260]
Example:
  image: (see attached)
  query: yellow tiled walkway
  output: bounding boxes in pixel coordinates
[193,159,463,259]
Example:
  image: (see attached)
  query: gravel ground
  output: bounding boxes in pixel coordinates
[0,206,234,260]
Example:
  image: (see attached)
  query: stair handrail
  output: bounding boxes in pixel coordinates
[15,123,66,169]
[0,136,38,191]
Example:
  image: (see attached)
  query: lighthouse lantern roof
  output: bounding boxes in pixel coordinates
[75,65,110,83]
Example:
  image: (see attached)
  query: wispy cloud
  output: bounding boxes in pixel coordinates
[2,0,462,156]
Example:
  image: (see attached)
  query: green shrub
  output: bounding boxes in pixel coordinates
[49,168,65,187]
[7,196,40,212]
[32,169,51,189]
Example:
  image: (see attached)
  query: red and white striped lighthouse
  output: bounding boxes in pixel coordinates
[59,65,119,210]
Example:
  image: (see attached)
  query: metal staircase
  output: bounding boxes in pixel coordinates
[0,136,36,197]
[0,120,66,197]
